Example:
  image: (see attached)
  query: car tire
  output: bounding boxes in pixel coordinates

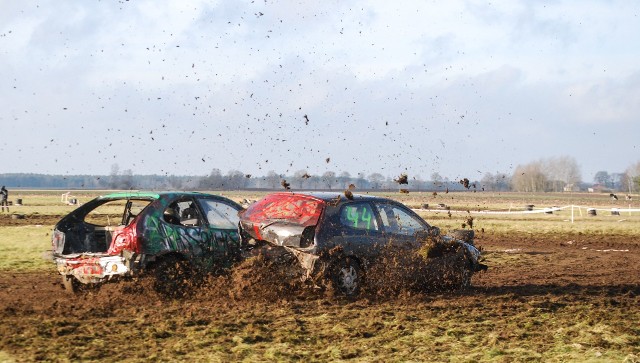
[153,256,192,298]
[331,257,362,296]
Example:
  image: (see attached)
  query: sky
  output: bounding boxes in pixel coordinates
[1,0,639,183]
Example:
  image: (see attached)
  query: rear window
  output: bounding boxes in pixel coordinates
[84,199,153,226]
[241,193,324,227]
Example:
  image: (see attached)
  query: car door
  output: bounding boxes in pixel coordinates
[333,202,386,259]
[159,197,210,257]
[196,197,241,265]
[373,202,430,250]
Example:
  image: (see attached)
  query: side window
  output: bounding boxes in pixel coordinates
[198,199,240,229]
[339,203,379,231]
[375,203,426,236]
[85,200,129,226]
[163,199,202,227]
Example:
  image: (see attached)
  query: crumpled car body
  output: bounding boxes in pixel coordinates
[239,192,486,295]
[52,191,243,291]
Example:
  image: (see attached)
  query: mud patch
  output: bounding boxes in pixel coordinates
[364,239,475,297]
[207,248,310,302]
[1,233,639,362]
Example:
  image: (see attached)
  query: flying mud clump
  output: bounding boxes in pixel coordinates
[394,173,409,185]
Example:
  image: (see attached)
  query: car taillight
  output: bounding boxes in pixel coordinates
[52,230,65,254]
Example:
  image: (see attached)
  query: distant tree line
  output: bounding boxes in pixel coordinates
[2,159,639,193]
[508,157,640,193]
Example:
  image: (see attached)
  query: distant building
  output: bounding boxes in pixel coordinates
[563,183,580,192]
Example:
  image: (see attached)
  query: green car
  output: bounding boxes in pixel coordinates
[52,191,243,296]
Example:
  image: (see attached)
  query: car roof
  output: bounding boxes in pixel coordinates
[266,191,385,203]
[99,191,230,200]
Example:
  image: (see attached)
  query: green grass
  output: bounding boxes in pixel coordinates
[0,226,53,271]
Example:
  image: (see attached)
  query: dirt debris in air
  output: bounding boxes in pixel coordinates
[394,173,409,185]
[280,179,291,190]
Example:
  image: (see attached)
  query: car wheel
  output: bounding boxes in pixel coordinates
[332,258,362,296]
[153,256,192,298]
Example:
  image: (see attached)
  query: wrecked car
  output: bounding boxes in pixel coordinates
[239,192,486,296]
[52,191,243,295]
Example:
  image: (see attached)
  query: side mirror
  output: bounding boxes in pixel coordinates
[429,226,440,237]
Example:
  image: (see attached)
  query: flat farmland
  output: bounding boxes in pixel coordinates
[0,190,638,362]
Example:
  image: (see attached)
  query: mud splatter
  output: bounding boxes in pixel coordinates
[394,173,408,185]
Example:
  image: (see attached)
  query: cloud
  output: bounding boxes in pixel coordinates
[0,0,639,180]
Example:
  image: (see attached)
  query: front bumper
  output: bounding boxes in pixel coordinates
[54,254,130,284]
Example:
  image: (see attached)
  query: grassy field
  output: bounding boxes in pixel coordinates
[0,190,638,362]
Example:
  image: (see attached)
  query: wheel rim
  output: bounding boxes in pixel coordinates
[337,265,358,295]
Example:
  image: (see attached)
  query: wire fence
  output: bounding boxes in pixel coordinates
[414,204,640,223]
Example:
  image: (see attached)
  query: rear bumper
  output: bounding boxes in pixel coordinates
[54,254,130,284]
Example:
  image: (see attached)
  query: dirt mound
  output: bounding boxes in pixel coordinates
[197,250,311,302]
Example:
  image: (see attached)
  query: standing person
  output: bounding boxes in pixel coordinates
[0,186,8,213]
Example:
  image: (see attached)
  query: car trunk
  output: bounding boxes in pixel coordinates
[252,223,316,248]
[54,224,126,255]
[239,193,325,248]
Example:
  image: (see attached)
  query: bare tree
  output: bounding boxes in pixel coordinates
[264,170,281,189]
[321,171,337,190]
[368,173,385,190]
[511,162,547,192]
[226,170,246,190]
[430,172,445,189]
[480,172,497,191]
[625,161,640,193]
[553,156,581,190]
[512,157,580,192]
[118,169,134,190]
[337,171,351,189]
[108,163,120,189]
[594,171,611,186]
[293,169,310,189]
[541,156,581,192]
[200,168,223,190]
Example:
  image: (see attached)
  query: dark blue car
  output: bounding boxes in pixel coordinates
[239,192,486,295]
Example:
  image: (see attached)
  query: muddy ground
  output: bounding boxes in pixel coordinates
[1,232,639,361]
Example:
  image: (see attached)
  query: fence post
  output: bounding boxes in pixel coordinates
[571,205,574,223]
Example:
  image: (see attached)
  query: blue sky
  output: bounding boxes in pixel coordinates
[1,0,639,182]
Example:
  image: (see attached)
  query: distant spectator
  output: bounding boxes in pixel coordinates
[0,186,8,213]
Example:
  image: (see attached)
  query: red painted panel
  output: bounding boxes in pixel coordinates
[242,193,325,227]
